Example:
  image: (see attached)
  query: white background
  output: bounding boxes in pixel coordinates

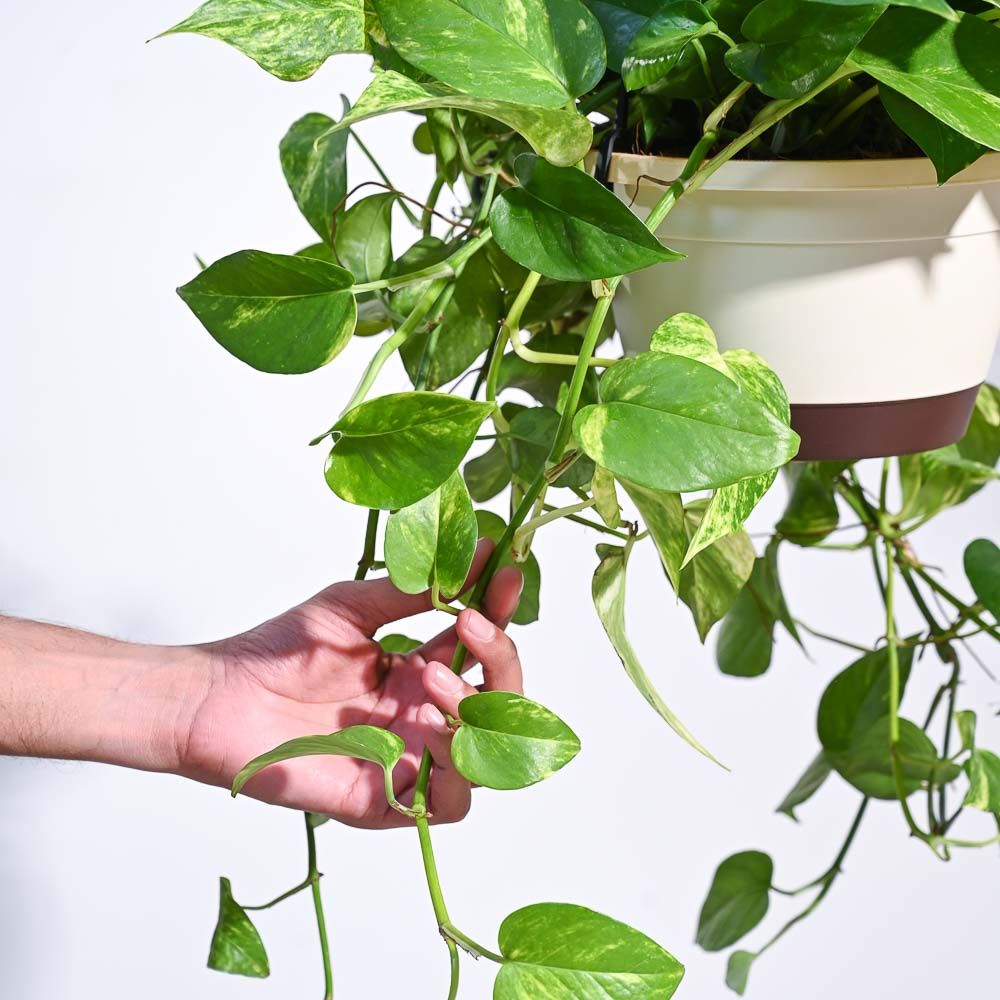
[1,4,999,999]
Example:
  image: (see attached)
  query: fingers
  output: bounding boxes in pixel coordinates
[457,608,523,695]
[321,539,495,636]
[417,564,524,668]
[422,660,480,718]
[418,703,471,824]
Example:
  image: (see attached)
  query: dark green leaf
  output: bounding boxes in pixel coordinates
[159,0,367,80]
[334,192,394,282]
[323,393,494,509]
[964,748,1000,813]
[776,751,832,820]
[696,851,773,952]
[726,950,755,996]
[451,691,580,789]
[622,1,719,91]
[491,154,681,282]
[471,511,541,625]
[384,472,477,597]
[379,633,423,653]
[776,463,842,546]
[574,353,799,493]
[805,0,956,15]
[280,111,350,245]
[373,0,606,109]
[964,538,1000,619]
[177,250,356,374]
[852,10,1000,150]
[593,544,721,762]
[583,0,663,72]
[726,0,884,99]
[496,902,685,1000]
[320,70,594,167]
[464,442,512,502]
[881,86,985,184]
[208,877,269,978]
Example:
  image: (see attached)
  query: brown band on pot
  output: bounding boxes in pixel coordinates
[790,385,981,463]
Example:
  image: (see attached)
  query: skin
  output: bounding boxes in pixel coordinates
[0,540,524,830]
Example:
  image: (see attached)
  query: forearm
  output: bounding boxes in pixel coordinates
[0,615,213,773]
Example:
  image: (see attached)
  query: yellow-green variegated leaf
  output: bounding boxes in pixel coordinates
[176,250,357,373]
[384,472,478,596]
[591,465,621,528]
[159,0,368,81]
[323,393,495,509]
[592,544,721,763]
[619,480,686,590]
[648,312,729,375]
[208,878,269,978]
[963,748,1000,813]
[373,0,607,109]
[316,71,594,167]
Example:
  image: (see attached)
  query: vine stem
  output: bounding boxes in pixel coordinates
[305,813,334,1000]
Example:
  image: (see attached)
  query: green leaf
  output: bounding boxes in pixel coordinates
[881,86,985,184]
[964,538,1000,619]
[583,0,663,72]
[324,393,494,509]
[899,444,1000,523]
[592,544,722,763]
[334,192,395,282]
[379,633,423,653]
[956,383,1000,472]
[592,465,622,528]
[776,751,832,820]
[464,442,512,502]
[490,154,681,282]
[372,0,606,109]
[231,725,414,813]
[726,950,755,996]
[470,511,541,625]
[955,709,976,754]
[649,312,729,375]
[319,70,594,167]
[726,0,884,99]
[280,111,350,245]
[852,10,1000,150]
[177,251,356,374]
[159,0,367,81]
[208,878,269,978]
[775,462,843,546]
[495,902,685,1000]
[964,748,1000,813]
[575,353,799,493]
[384,472,477,597]
[696,851,773,952]
[451,691,580,790]
[680,501,756,642]
[622,1,720,91]
[620,481,687,590]
[805,0,956,16]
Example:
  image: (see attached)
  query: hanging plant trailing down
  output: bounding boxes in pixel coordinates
[159,0,1000,996]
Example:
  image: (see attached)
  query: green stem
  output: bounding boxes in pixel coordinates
[908,564,1000,644]
[794,620,872,654]
[244,875,317,911]
[354,510,380,581]
[441,923,504,965]
[508,320,618,368]
[577,80,620,115]
[422,175,446,237]
[349,131,420,226]
[817,84,879,142]
[515,498,596,538]
[305,814,334,1000]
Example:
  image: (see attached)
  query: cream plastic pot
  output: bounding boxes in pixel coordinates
[611,152,1000,460]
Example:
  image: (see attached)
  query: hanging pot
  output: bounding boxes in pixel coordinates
[611,152,1000,461]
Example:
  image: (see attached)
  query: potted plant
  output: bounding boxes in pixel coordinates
[155,1,1000,997]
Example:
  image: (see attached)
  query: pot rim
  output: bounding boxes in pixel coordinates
[608,150,1000,192]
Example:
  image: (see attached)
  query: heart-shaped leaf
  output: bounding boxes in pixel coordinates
[177,251,357,374]
[323,392,495,509]
[574,353,799,493]
[851,9,1000,150]
[964,538,1000,620]
[696,851,773,952]
[334,192,395,283]
[622,1,720,91]
[963,748,1000,813]
[593,544,721,763]
[490,154,682,281]
[280,110,350,245]
[372,0,606,109]
[619,481,687,590]
[495,902,685,1000]
[231,725,415,815]
[159,0,367,81]
[319,70,594,167]
[384,471,478,597]
[451,691,580,790]
[726,0,884,99]
[208,877,269,978]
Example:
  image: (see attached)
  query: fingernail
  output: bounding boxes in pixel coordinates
[429,661,463,693]
[464,610,495,642]
[424,705,450,735]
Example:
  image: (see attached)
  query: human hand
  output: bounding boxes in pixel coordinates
[179,541,523,829]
